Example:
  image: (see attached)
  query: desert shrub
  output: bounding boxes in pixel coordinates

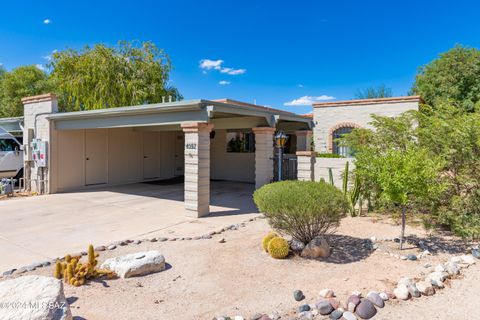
[253,180,349,244]
[267,237,289,259]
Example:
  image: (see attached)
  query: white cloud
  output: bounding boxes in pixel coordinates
[199,59,223,70]
[284,95,336,106]
[219,67,246,75]
[297,84,304,88]
[199,58,246,75]
[43,19,52,25]
[35,64,45,71]
[42,49,58,61]
[219,80,231,85]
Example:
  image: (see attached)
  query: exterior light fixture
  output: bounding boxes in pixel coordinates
[274,131,288,181]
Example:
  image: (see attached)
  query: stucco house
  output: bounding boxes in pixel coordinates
[2,93,421,217]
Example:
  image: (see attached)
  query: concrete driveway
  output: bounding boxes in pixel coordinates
[0,181,259,272]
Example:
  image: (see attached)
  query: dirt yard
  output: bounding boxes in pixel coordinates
[1,216,476,320]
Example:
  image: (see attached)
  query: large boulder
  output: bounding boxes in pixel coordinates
[301,237,331,259]
[100,251,166,278]
[0,275,72,320]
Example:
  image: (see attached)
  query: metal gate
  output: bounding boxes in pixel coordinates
[273,155,297,181]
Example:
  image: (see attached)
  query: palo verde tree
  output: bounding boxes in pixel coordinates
[343,112,444,249]
[49,40,181,112]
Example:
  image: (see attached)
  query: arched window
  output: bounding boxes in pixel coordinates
[332,127,354,157]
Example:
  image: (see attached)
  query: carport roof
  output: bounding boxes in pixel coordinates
[47,99,313,130]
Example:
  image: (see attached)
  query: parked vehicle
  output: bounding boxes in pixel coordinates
[0,127,23,179]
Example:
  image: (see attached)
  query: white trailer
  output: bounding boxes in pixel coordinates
[0,127,23,179]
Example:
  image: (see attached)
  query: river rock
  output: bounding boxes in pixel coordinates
[342,311,357,320]
[301,237,330,259]
[445,261,460,276]
[366,292,384,308]
[290,239,305,252]
[329,309,343,319]
[393,286,410,300]
[100,250,165,278]
[294,289,305,301]
[378,292,389,301]
[319,288,335,298]
[346,295,361,312]
[407,283,421,298]
[355,298,377,319]
[316,300,334,315]
[416,281,435,296]
[0,275,72,320]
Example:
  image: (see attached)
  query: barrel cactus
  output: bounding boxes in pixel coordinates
[262,231,278,251]
[267,237,289,259]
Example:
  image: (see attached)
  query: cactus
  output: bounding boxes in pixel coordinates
[65,254,72,263]
[328,168,334,186]
[66,263,74,284]
[262,232,278,251]
[267,237,289,259]
[54,262,62,279]
[342,161,349,195]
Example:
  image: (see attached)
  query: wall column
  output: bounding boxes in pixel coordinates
[296,151,316,181]
[22,93,58,194]
[181,122,213,218]
[252,127,275,189]
[294,130,313,152]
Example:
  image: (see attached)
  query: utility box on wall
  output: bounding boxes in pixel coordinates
[31,139,48,167]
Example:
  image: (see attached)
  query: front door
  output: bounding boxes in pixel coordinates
[85,129,108,185]
[143,132,160,180]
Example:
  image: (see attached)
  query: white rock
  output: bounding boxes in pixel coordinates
[342,311,357,320]
[351,290,362,297]
[416,281,435,296]
[370,236,377,243]
[100,251,165,278]
[298,311,313,319]
[426,272,446,288]
[379,292,389,301]
[459,254,477,265]
[434,264,446,273]
[234,316,244,320]
[398,277,414,287]
[393,286,410,300]
[0,275,72,320]
[445,261,460,276]
[319,288,335,298]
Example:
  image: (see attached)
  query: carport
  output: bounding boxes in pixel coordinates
[21,94,312,217]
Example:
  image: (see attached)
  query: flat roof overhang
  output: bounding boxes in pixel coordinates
[0,117,24,134]
[47,99,313,131]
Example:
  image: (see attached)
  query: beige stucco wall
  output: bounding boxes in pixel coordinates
[313,101,418,153]
[54,128,177,192]
[210,129,255,183]
[314,157,355,188]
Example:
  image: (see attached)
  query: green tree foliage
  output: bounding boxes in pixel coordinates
[417,103,480,239]
[49,41,181,112]
[411,45,480,111]
[355,84,393,99]
[343,113,444,248]
[0,66,51,117]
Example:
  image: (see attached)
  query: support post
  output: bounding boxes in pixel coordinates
[295,130,313,152]
[296,151,316,181]
[181,122,213,217]
[252,127,276,189]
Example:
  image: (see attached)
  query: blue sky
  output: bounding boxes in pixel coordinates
[1,0,479,114]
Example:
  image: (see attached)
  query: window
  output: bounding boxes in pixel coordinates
[226,131,255,153]
[332,127,353,157]
[0,139,18,152]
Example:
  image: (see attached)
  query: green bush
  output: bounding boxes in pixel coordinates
[317,153,344,158]
[253,180,349,244]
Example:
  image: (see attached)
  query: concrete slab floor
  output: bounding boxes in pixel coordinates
[0,181,260,272]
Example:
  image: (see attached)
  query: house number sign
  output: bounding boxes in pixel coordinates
[186,143,197,150]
